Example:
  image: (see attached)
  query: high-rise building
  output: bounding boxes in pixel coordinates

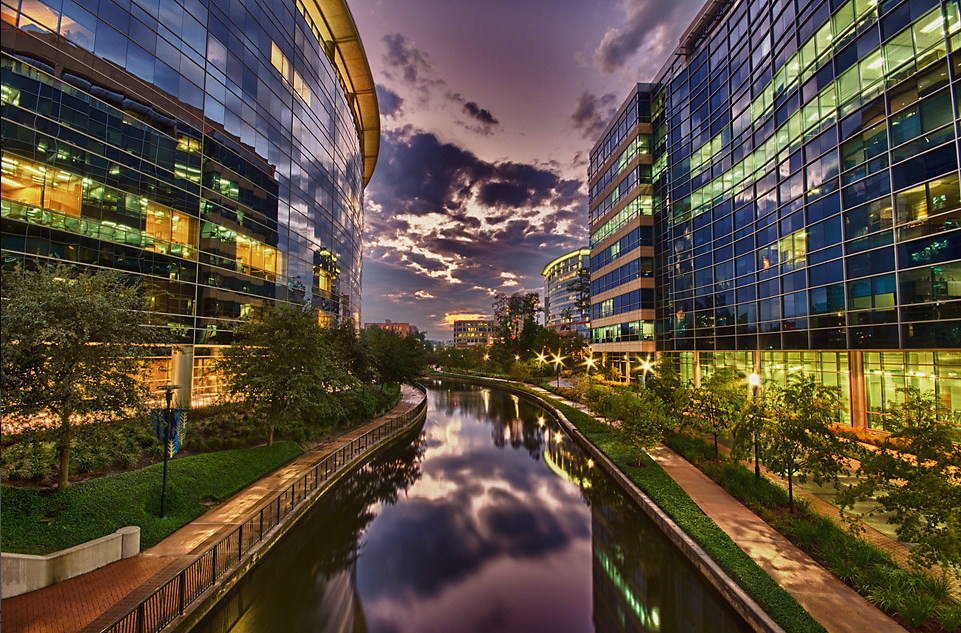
[588,86,655,376]
[542,248,591,338]
[1,0,379,405]
[591,0,961,430]
[453,319,493,347]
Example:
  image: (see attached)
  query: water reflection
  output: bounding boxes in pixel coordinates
[191,381,747,633]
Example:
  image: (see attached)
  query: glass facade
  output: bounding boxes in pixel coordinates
[542,247,590,338]
[1,0,378,404]
[592,0,961,428]
[588,85,656,362]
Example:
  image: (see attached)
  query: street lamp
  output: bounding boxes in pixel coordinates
[553,352,564,388]
[641,360,651,389]
[157,384,181,518]
[748,373,760,480]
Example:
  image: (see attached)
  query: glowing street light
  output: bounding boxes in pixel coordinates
[640,359,652,389]
[553,352,564,388]
[748,373,760,479]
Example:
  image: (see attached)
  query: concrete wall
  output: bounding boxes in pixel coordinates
[1,526,140,598]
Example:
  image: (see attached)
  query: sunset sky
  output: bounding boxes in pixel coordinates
[352,0,704,339]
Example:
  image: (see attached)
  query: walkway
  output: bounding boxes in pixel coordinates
[528,385,905,633]
[2,385,425,633]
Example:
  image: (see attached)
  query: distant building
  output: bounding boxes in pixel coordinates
[453,320,493,347]
[364,320,419,337]
[543,249,590,338]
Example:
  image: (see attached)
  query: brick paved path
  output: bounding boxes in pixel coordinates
[2,385,424,633]
[528,385,907,633]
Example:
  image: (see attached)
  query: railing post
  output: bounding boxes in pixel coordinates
[260,509,264,541]
[212,545,218,580]
[179,569,186,615]
[238,526,243,563]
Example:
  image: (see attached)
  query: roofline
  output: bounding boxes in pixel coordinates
[542,248,591,276]
[589,83,647,157]
[304,0,380,186]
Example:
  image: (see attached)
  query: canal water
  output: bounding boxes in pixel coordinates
[191,379,749,633]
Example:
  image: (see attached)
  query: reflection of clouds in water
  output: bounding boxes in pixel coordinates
[363,538,593,633]
[355,383,594,633]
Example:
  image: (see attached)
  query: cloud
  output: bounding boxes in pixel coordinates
[376,84,404,118]
[593,0,705,76]
[361,128,589,335]
[570,91,618,139]
[382,33,432,84]
[463,101,499,126]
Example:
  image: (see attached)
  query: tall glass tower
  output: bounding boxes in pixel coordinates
[1,0,379,405]
[591,0,961,429]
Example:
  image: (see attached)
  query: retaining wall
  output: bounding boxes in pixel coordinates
[1,526,140,598]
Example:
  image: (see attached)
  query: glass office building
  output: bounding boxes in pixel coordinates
[1,0,379,405]
[592,0,961,429]
[588,85,656,378]
[543,247,591,338]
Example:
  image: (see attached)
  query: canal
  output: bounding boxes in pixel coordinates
[190,379,749,633]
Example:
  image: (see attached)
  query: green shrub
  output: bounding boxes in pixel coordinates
[940,602,961,633]
[900,592,938,628]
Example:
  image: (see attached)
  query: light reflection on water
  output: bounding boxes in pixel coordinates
[190,380,748,633]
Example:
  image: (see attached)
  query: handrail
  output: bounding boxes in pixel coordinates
[100,392,428,633]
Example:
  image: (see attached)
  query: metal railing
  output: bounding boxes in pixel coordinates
[101,385,427,633]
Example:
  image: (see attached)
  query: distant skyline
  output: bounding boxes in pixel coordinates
[353,0,704,338]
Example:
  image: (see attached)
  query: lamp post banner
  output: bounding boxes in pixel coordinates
[151,409,182,456]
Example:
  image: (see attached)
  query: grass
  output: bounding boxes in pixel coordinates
[433,372,826,633]
[1,441,303,555]
[662,430,959,631]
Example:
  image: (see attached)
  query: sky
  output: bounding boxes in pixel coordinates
[351,0,705,339]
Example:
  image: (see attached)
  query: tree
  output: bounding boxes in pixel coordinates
[362,328,426,390]
[645,355,692,426]
[218,304,350,445]
[1,263,163,489]
[838,387,961,578]
[607,389,669,466]
[564,267,591,321]
[692,368,745,459]
[492,291,542,350]
[323,319,374,384]
[762,374,850,511]
[731,388,771,480]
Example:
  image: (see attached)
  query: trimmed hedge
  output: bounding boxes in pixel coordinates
[2,441,303,555]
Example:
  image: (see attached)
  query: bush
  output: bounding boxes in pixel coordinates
[665,430,958,629]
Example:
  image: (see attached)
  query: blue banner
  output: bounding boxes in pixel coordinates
[151,409,181,457]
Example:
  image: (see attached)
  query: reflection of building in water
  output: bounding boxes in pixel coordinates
[543,429,592,488]
[591,499,745,633]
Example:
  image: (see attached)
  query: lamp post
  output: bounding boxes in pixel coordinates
[585,357,596,385]
[554,353,564,388]
[158,384,180,518]
[641,360,651,389]
[748,373,760,480]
